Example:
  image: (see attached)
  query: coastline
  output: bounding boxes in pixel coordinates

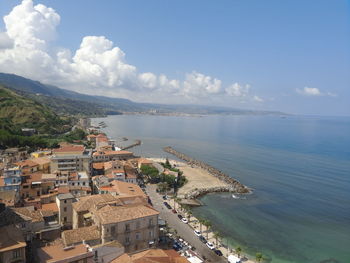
[163,146,251,197]
[148,157,231,200]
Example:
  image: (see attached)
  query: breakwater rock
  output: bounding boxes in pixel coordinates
[164,146,251,197]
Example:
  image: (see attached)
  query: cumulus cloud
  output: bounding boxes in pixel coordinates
[182,71,222,97]
[296,87,336,97]
[225,83,250,97]
[0,0,262,104]
[253,95,264,102]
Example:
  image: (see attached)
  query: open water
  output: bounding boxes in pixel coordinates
[92,114,350,263]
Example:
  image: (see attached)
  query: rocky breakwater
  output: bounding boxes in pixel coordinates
[164,146,251,198]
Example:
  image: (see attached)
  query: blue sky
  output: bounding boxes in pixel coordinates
[0,0,349,115]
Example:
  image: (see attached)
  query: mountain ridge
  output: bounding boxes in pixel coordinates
[0,72,286,116]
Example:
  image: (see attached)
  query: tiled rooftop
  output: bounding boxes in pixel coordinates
[62,226,100,246]
[95,204,159,224]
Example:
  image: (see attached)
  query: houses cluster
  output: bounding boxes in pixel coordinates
[0,132,190,263]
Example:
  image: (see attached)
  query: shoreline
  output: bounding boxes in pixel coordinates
[163,146,251,198]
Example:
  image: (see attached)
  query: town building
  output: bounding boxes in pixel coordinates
[92,150,134,163]
[93,204,159,253]
[0,225,26,263]
[56,193,76,229]
[0,166,22,192]
[50,145,92,176]
[62,225,101,247]
[36,240,94,263]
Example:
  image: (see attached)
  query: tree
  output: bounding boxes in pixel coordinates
[203,220,212,239]
[198,218,205,233]
[157,182,169,193]
[236,246,242,258]
[213,231,220,247]
[256,252,263,262]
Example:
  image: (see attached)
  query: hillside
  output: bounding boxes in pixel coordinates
[0,73,285,116]
[0,73,286,116]
[0,85,71,134]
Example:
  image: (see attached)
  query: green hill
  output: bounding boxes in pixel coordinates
[0,85,71,134]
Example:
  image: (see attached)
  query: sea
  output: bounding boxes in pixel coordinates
[92,114,350,263]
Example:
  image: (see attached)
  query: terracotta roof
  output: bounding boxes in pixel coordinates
[92,162,105,170]
[0,225,26,253]
[72,194,122,212]
[31,157,50,165]
[62,226,100,246]
[37,241,93,263]
[57,186,70,194]
[100,180,146,198]
[13,207,44,222]
[95,204,159,224]
[41,202,59,213]
[138,158,153,164]
[15,159,39,167]
[130,249,190,263]
[111,253,132,263]
[87,134,97,138]
[26,172,43,183]
[0,178,4,187]
[53,145,85,153]
[0,191,17,206]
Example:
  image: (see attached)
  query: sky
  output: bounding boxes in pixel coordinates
[0,0,349,116]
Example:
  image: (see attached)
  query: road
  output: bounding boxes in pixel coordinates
[146,184,226,263]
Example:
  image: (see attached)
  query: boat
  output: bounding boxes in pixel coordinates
[232,194,239,199]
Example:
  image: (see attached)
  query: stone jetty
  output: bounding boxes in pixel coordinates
[121,140,141,150]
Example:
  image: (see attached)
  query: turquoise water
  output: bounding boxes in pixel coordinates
[92,115,350,263]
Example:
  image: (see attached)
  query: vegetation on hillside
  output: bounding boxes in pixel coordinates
[0,86,72,134]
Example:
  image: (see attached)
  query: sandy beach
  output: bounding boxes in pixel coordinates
[148,158,229,199]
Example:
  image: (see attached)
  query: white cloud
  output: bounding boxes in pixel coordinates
[296,87,337,97]
[182,71,222,97]
[0,32,13,49]
[225,83,250,97]
[0,0,261,105]
[253,95,264,102]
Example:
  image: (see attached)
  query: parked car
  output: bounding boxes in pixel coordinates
[181,218,188,224]
[194,230,201,237]
[178,214,183,220]
[214,249,223,256]
[199,236,207,243]
[163,202,171,209]
[162,195,167,200]
[206,242,215,250]
[173,241,183,251]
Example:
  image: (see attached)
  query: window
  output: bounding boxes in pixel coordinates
[111,226,115,235]
[125,223,130,231]
[136,232,140,240]
[149,219,153,226]
[12,248,21,259]
[125,236,130,244]
[63,217,67,223]
[64,200,67,204]
[149,230,153,238]
[136,221,140,229]
[64,207,67,212]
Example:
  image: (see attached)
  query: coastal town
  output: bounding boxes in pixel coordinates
[0,118,253,263]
